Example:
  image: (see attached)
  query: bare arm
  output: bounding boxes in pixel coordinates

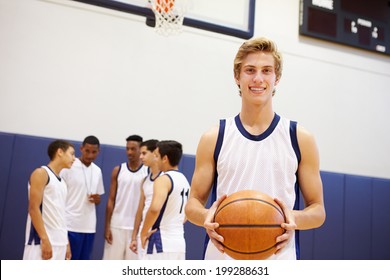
[185,126,218,225]
[28,168,51,260]
[104,166,119,244]
[130,181,146,253]
[293,125,326,229]
[184,126,226,252]
[274,126,326,253]
[140,175,171,248]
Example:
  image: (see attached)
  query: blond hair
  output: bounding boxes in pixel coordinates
[233,37,283,82]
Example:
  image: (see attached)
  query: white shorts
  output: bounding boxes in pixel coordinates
[204,235,297,260]
[22,244,67,260]
[135,236,185,260]
[102,227,138,260]
[140,251,185,260]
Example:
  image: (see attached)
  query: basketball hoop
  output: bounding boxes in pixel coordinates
[148,0,188,36]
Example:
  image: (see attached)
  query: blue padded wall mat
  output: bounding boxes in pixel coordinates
[1,132,390,260]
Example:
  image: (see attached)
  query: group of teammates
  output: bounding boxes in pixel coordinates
[103,137,190,260]
[22,37,326,261]
[23,135,190,260]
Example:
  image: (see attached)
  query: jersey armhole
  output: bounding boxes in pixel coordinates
[289,121,301,163]
[213,119,226,163]
[116,164,122,180]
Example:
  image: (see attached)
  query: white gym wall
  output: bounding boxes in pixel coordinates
[0,0,389,179]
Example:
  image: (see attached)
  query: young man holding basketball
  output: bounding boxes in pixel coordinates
[185,37,326,260]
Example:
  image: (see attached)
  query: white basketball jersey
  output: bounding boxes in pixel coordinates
[140,171,163,231]
[110,162,148,230]
[24,166,68,246]
[61,158,105,233]
[204,114,301,260]
[146,170,190,254]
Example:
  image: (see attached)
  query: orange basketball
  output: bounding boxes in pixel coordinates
[214,190,285,260]
[155,0,175,13]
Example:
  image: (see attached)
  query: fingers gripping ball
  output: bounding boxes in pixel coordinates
[214,190,286,260]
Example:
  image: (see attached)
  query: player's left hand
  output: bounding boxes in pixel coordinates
[204,194,227,254]
[274,198,297,254]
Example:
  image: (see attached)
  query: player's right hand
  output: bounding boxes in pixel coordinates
[129,240,137,254]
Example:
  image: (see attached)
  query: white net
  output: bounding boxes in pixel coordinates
[149,0,187,36]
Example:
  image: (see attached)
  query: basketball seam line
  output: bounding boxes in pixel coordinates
[218,224,281,228]
[222,243,277,255]
[215,198,285,219]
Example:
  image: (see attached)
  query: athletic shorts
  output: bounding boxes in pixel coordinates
[102,227,138,260]
[22,244,67,260]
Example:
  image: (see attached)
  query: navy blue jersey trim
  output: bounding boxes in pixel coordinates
[165,173,174,196]
[152,192,169,231]
[147,228,163,254]
[235,113,280,141]
[211,119,226,214]
[203,120,226,259]
[27,222,41,245]
[126,162,144,173]
[290,120,301,259]
[293,181,301,259]
[213,119,226,163]
[116,164,122,180]
[212,119,226,203]
[150,171,162,181]
[289,121,301,163]
[27,203,43,245]
[152,173,173,230]
[46,165,61,182]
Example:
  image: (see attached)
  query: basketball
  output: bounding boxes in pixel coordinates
[214,190,285,260]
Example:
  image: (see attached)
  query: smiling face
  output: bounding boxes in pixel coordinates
[235,51,279,106]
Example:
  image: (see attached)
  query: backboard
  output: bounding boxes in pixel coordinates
[72,0,256,39]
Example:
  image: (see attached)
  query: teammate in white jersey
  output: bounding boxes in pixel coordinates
[129,139,162,258]
[185,37,326,260]
[103,135,148,260]
[140,140,190,260]
[23,140,75,260]
[60,135,105,260]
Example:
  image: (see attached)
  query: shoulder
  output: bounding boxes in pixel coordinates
[154,174,172,192]
[197,124,220,150]
[30,167,49,186]
[296,124,320,159]
[297,125,316,145]
[111,165,121,176]
[156,173,171,182]
[32,166,49,177]
[91,162,103,173]
[193,124,221,165]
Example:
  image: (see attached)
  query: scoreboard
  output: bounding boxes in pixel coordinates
[299,0,390,56]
